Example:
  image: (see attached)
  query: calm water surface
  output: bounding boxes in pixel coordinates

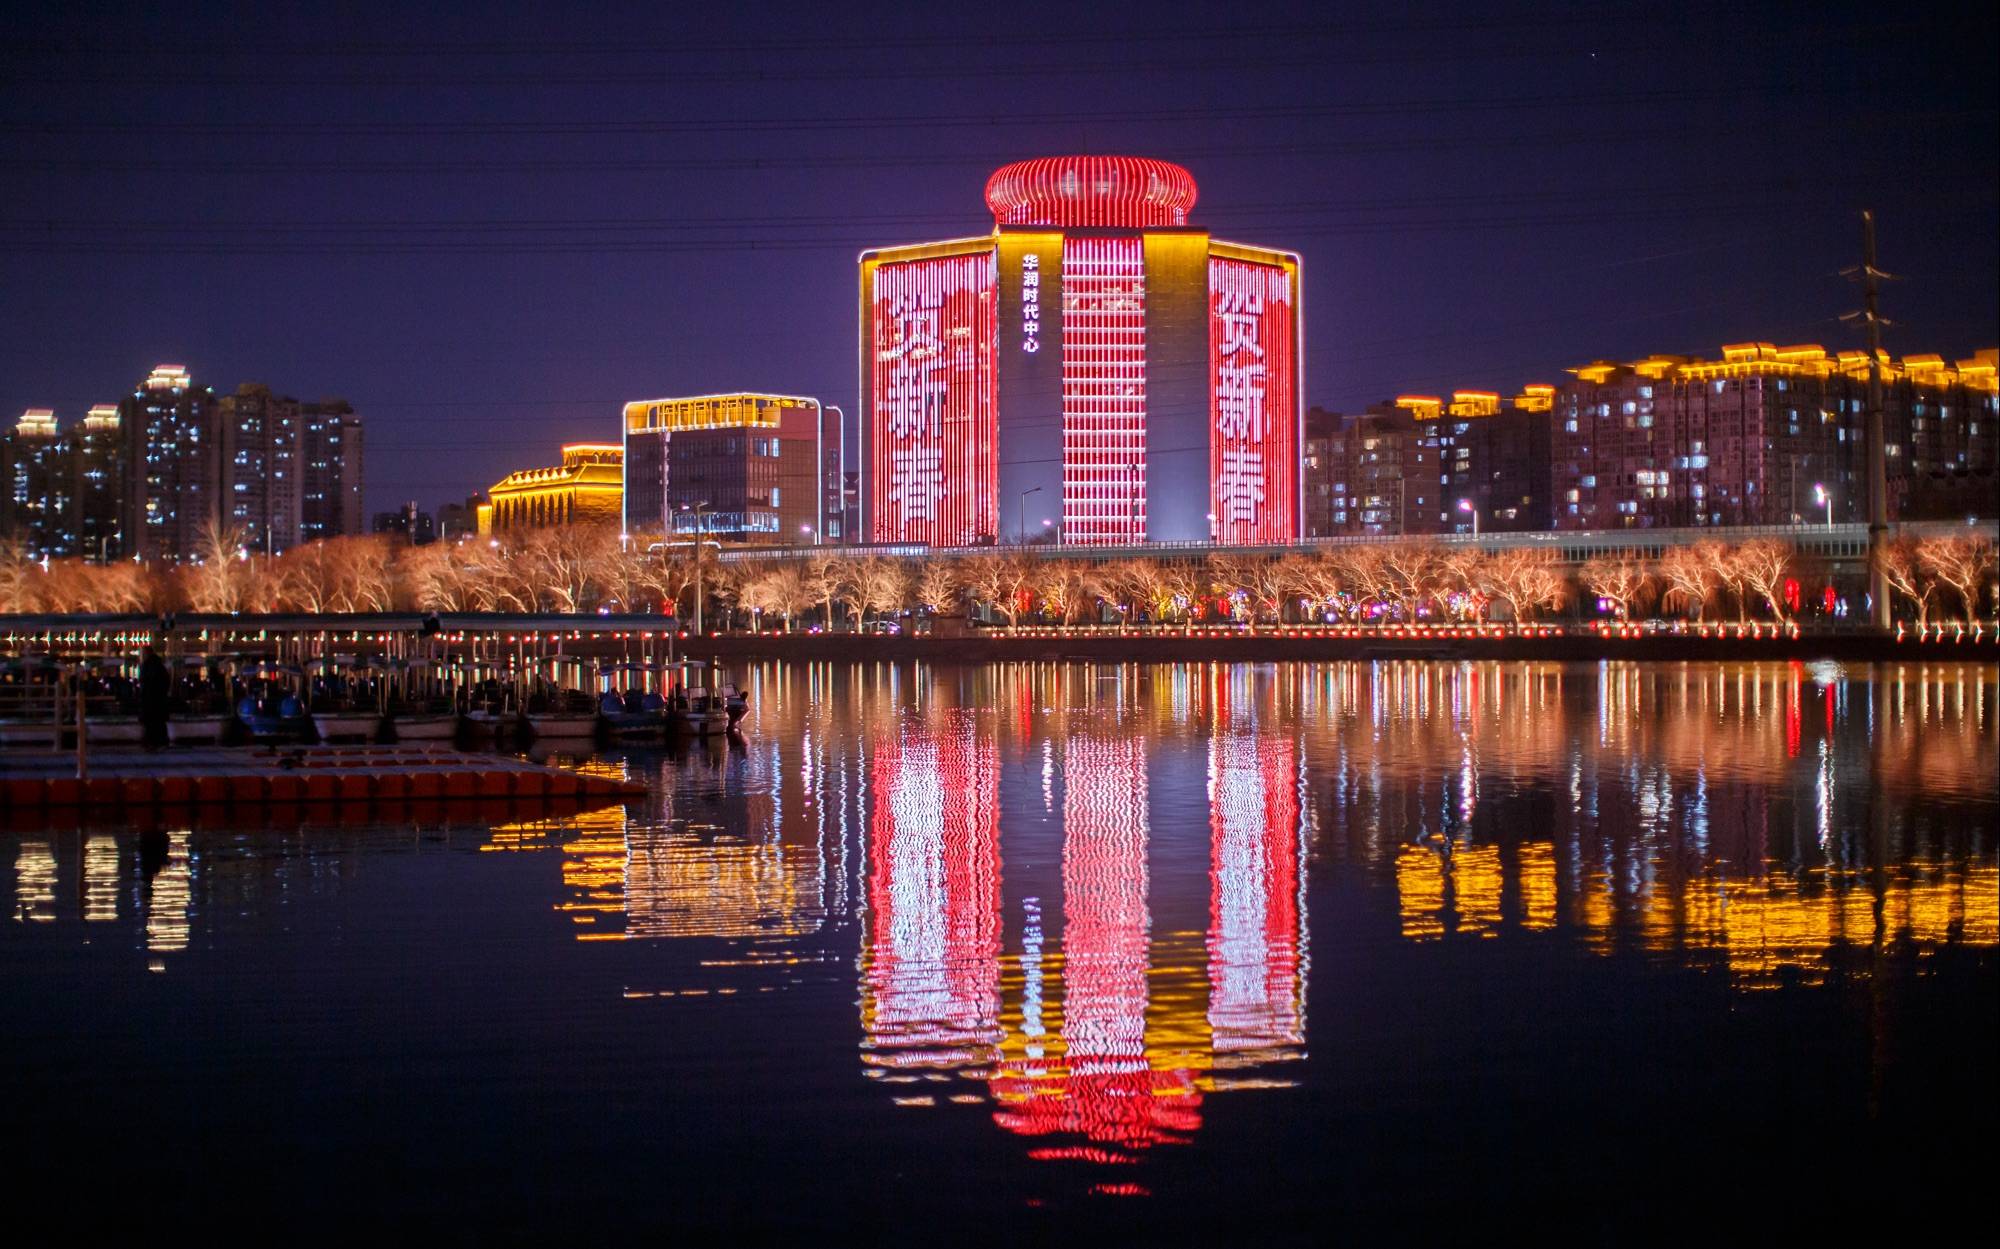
[5,661,1995,1242]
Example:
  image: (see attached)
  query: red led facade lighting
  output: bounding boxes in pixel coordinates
[1208,256,1299,545]
[984,156,1198,229]
[867,251,998,545]
[864,159,1301,547]
[1061,237,1148,544]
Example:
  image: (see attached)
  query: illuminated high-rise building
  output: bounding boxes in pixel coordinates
[2,408,67,559]
[69,404,126,561]
[300,399,364,543]
[217,383,303,554]
[119,364,220,563]
[861,155,1303,547]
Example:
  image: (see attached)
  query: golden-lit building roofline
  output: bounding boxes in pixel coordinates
[623,392,823,435]
[1563,342,1998,393]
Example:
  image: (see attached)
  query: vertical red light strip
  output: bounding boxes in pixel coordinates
[1208,256,1298,544]
[1061,236,1148,544]
[868,250,998,545]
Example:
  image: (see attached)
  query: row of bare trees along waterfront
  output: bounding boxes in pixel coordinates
[0,523,1992,630]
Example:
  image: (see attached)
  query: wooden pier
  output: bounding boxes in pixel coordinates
[0,745,644,810]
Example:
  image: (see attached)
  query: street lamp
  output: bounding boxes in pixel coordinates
[1812,482,1833,528]
[1458,498,1479,536]
[1018,486,1042,544]
[1128,461,1141,541]
[679,500,710,635]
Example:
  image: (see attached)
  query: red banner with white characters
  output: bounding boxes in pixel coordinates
[1208,257,1297,544]
[868,251,998,545]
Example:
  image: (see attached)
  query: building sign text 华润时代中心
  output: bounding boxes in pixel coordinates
[1021,253,1040,353]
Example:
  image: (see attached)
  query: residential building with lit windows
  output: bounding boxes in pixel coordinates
[1,404,129,561]
[119,363,220,563]
[487,443,624,532]
[2,408,67,559]
[217,383,304,554]
[621,394,822,544]
[1552,343,1998,528]
[1304,343,1994,537]
[861,155,1303,547]
[300,399,365,543]
[68,404,126,561]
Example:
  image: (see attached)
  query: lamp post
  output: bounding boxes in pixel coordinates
[1128,461,1141,542]
[1813,482,1833,528]
[1018,486,1042,544]
[680,500,709,635]
[1457,498,1479,537]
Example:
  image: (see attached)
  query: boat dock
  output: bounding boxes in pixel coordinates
[0,746,645,810]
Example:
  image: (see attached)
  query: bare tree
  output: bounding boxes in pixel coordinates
[960,551,1036,627]
[1658,542,1724,621]
[1482,548,1563,623]
[1333,544,1399,620]
[1579,554,1652,622]
[1209,552,1292,631]
[1035,561,1097,626]
[914,560,962,622]
[1920,534,1997,622]
[184,520,253,612]
[1876,535,1932,627]
[1381,541,1442,621]
[0,539,44,613]
[851,556,913,631]
[1436,546,1489,621]
[1289,549,1347,621]
[1730,538,1794,623]
[1160,558,1214,627]
[1099,557,1170,625]
[734,560,812,632]
[802,552,852,631]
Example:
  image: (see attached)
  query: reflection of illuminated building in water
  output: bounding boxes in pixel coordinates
[859,681,1310,1163]
[859,710,1003,1071]
[488,792,827,942]
[1371,663,2000,988]
[1207,730,1306,1060]
[993,731,1203,1153]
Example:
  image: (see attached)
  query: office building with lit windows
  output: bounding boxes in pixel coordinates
[860,155,1303,547]
[621,393,823,544]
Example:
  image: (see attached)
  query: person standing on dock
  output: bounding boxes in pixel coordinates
[139,648,170,750]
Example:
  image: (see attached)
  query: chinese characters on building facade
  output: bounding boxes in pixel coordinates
[1209,256,1298,545]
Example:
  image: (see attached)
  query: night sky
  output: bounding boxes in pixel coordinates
[3,0,1994,517]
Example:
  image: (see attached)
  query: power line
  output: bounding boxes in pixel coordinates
[0,88,1834,138]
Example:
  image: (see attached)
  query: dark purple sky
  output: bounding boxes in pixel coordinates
[3,0,1994,516]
